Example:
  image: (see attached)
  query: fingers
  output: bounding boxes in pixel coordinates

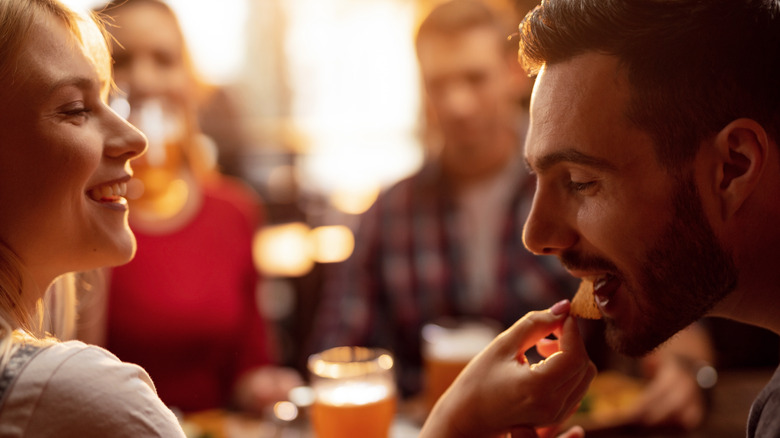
[517,425,585,438]
[510,427,539,438]
[536,338,560,358]
[526,316,595,422]
[555,425,586,438]
[557,313,587,356]
[499,300,570,359]
[534,316,592,382]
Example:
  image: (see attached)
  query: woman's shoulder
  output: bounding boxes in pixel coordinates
[28,340,142,378]
[0,340,185,437]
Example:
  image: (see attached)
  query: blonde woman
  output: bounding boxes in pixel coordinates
[0,0,185,435]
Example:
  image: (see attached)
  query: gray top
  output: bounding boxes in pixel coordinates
[747,364,780,437]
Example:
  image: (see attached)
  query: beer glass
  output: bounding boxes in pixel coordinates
[421,318,499,411]
[308,347,397,438]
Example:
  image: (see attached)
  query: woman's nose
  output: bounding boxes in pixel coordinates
[104,107,148,161]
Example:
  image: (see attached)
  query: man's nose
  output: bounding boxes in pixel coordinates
[522,188,577,256]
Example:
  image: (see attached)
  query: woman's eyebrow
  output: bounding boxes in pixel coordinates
[46,76,96,96]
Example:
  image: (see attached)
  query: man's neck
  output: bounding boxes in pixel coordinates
[710,226,780,334]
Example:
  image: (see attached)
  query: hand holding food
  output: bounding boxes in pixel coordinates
[419,300,597,438]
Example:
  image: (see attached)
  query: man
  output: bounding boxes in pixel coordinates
[421,0,780,436]
[315,0,714,427]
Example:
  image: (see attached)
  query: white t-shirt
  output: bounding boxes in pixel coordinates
[0,341,186,437]
[456,156,525,311]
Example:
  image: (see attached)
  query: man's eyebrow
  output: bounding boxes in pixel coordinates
[525,148,618,173]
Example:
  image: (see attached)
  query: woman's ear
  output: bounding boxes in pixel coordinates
[714,118,768,220]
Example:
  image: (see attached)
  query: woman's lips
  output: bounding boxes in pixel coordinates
[87,182,129,210]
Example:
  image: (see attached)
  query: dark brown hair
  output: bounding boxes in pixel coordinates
[519,0,780,170]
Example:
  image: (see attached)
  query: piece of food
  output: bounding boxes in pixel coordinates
[571,280,602,320]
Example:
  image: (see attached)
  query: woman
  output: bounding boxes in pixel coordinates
[77,0,301,414]
[0,0,185,435]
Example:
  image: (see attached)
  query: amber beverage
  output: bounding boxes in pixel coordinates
[422,319,499,411]
[308,347,397,438]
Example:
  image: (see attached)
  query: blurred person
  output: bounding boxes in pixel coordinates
[421,0,780,436]
[78,0,302,414]
[0,0,186,435]
[312,0,562,398]
[311,0,715,431]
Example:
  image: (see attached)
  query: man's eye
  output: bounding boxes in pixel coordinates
[569,180,597,193]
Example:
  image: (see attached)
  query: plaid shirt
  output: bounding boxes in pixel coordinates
[311,160,576,396]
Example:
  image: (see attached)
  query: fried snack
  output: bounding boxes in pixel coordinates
[571,280,602,320]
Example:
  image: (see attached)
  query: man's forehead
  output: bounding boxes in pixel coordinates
[525,54,643,170]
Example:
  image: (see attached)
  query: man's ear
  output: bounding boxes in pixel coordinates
[714,118,768,220]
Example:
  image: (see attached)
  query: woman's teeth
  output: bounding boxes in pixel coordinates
[89,182,127,202]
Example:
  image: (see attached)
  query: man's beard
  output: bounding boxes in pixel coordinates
[565,176,738,357]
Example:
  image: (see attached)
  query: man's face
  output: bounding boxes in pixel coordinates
[417,27,522,179]
[522,54,736,356]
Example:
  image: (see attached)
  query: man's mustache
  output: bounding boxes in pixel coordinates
[559,250,620,274]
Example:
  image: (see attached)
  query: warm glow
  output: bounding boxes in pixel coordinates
[273,401,299,422]
[316,381,393,406]
[285,0,424,196]
[252,222,314,277]
[253,223,355,277]
[329,184,380,215]
[62,0,247,84]
[309,226,355,264]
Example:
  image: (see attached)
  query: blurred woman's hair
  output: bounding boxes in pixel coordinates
[0,0,111,359]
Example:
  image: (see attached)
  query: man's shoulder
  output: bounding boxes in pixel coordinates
[747,364,780,437]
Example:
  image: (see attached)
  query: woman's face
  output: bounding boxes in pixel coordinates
[0,14,146,288]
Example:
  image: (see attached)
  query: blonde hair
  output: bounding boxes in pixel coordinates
[0,0,112,359]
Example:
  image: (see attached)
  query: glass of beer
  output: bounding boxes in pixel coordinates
[308,346,397,438]
[421,318,499,411]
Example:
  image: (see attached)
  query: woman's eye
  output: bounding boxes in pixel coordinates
[61,106,92,122]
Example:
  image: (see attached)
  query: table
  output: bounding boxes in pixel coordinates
[183,368,773,438]
[182,405,421,438]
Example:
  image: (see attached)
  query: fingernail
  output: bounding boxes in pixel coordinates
[551,299,570,315]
